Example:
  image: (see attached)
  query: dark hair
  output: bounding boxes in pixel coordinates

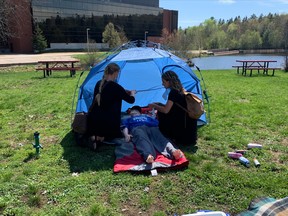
[130,105,142,113]
[162,71,184,93]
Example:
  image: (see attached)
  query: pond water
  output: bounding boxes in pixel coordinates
[192,54,286,70]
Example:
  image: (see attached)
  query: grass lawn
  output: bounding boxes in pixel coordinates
[0,64,287,216]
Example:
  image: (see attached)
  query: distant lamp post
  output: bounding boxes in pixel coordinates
[144,31,148,44]
[86,28,90,52]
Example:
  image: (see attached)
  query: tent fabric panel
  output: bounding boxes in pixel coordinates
[112,47,170,61]
[118,60,165,111]
[76,71,104,113]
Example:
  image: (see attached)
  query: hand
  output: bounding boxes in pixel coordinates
[124,134,132,142]
[148,103,155,109]
[130,90,136,97]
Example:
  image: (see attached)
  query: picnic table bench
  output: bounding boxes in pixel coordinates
[233,60,281,76]
[36,60,81,77]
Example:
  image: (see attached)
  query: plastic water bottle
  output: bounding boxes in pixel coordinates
[247,143,262,149]
[228,152,243,159]
[151,108,156,118]
[253,158,260,167]
[239,156,250,167]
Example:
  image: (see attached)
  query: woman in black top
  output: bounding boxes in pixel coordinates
[149,71,197,145]
[88,63,136,149]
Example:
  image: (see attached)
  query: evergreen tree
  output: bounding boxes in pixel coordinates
[33,25,47,53]
[102,22,121,48]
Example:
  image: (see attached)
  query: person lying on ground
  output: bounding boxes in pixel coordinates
[121,105,183,164]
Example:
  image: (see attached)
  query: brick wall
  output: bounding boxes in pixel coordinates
[8,0,33,53]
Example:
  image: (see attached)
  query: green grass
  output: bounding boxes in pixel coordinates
[0,65,287,216]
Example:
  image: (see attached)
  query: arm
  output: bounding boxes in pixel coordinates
[149,100,173,114]
[122,127,132,142]
[117,83,136,104]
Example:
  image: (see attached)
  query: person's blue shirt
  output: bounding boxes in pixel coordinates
[121,115,158,131]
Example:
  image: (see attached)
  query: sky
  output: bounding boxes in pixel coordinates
[159,0,288,29]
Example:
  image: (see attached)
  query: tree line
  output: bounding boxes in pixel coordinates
[161,13,288,53]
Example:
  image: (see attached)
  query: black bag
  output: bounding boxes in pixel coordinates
[176,92,204,119]
[71,112,88,134]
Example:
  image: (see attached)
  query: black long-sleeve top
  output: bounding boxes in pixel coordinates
[88,80,135,139]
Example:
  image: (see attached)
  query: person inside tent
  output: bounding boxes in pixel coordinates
[121,105,183,163]
[149,71,198,145]
[87,63,136,150]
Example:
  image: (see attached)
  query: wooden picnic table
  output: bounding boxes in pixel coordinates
[233,60,280,76]
[36,60,81,77]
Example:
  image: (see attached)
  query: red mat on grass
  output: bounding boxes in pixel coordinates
[113,141,189,173]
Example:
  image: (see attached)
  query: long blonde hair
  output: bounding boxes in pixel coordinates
[162,71,184,93]
[96,63,120,105]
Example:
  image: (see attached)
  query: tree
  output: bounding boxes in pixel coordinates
[0,0,10,42]
[240,30,262,49]
[209,30,227,49]
[102,22,121,48]
[0,0,31,43]
[226,23,240,49]
[282,18,288,50]
[268,29,283,49]
[201,18,218,49]
[33,25,47,53]
[160,28,172,45]
[161,28,189,57]
[114,25,128,44]
[196,26,205,52]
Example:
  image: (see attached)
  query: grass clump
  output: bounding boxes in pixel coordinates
[0,65,287,215]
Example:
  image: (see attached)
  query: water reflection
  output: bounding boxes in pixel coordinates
[192,55,285,70]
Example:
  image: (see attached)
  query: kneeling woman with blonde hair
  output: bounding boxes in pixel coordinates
[87,63,136,150]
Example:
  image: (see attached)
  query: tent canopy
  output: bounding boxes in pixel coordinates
[75,42,207,125]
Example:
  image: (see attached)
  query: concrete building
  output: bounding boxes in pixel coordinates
[2,0,178,53]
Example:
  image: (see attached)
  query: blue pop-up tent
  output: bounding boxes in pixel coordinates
[75,41,208,126]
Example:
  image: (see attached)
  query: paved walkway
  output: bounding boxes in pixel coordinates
[0,52,85,66]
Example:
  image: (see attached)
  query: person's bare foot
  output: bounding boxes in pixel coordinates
[146,154,154,163]
[173,150,183,160]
